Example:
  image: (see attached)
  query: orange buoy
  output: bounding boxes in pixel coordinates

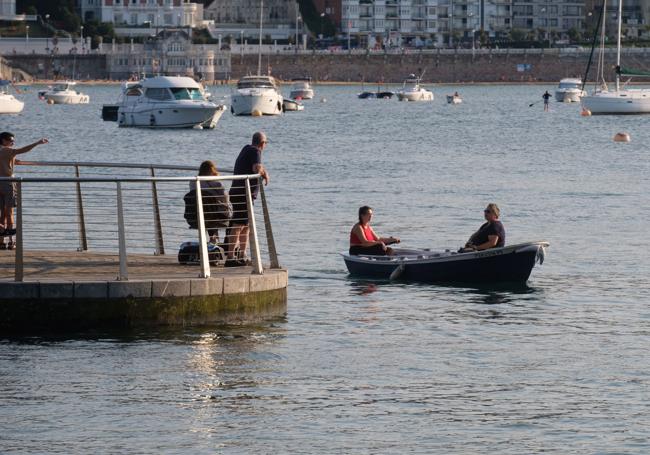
[581,108,591,116]
[613,132,631,142]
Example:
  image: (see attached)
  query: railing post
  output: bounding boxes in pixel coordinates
[116,182,129,281]
[75,165,88,251]
[150,167,165,255]
[259,183,279,268]
[245,178,263,274]
[14,180,23,282]
[195,179,210,278]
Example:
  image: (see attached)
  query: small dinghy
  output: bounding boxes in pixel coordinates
[283,98,304,111]
[446,94,462,104]
[342,241,548,284]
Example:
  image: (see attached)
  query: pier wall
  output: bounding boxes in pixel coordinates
[5,49,650,83]
[233,51,645,83]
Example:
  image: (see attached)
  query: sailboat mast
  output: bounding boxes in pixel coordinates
[258,0,263,76]
[616,0,622,91]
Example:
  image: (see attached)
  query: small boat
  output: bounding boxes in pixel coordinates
[396,74,433,101]
[0,81,24,114]
[555,78,585,103]
[446,94,462,104]
[289,78,314,100]
[114,76,226,129]
[231,75,284,116]
[282,98,304,111]
[38,81,89,104]
[342,241,549,284]
[358,87,395,99]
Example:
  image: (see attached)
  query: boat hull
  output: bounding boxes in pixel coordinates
[118,103,225,128]
[0,95,24,114]
[231,89,283,116]
[582,90,650,114]
[397,90,434,101]
[290,89,314,100]
[555,89,585,102]
[342,242,548,284]
[45,93,90,104]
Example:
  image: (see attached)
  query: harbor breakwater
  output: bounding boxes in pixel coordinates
[5,48,650,83]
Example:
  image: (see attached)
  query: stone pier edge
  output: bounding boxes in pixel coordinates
[0,270,288,332]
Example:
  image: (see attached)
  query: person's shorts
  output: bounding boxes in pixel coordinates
[229,191,250,226]
[0,181,16,207]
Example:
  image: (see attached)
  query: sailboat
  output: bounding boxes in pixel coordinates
[581,0,650,114]
[230,0,283,116]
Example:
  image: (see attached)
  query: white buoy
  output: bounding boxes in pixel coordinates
[320,97,327,103]
[192,124,203,130]
[251,109,262,117]
[613,132,631,142]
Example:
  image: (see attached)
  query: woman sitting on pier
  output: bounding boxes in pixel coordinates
[349,205,400,256]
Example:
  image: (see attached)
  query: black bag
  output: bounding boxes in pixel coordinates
[178,241,226,265]
[184,186,233,230]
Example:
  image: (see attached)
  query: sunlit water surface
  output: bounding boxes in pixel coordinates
[1,84,649,453]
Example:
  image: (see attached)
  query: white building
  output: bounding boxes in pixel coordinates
[106,29,231,80]
[77,0,203,28]
[342,0,441,47]
[0,0,36,21]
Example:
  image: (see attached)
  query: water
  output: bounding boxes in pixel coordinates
[2,84,650,453]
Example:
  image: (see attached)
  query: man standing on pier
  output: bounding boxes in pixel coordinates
[225,131,270,267]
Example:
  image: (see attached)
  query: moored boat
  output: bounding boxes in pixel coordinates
[396,74,433,101]
[38,81,89,104]
[115,76,226,129]
[289,78,314,100]
[446,94,462,104]
[0,81,24,114]
[342,241,549,284]
[282,98,304,111]
[555,78,585,102]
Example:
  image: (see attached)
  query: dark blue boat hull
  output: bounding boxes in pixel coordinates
[343,244,546,284]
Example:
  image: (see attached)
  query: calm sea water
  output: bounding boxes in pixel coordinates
[1,83,650,453]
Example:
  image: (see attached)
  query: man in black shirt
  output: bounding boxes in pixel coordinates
[225,132,270,267]
[462,203,506,252]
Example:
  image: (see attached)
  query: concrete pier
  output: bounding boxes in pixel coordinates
[0,250,287,333]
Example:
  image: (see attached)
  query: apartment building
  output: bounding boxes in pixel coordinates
[511,0,585,38]
[76,0,203,28]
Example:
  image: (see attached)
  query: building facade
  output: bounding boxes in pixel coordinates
[77,0,203,28]
[106,29,231,80]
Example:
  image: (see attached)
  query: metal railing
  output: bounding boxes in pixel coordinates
[1,160,280,282]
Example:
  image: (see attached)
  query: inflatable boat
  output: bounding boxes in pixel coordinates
[342,241,549,284]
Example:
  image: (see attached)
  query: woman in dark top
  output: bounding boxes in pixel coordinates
[462,203,506,252]
[349,205,400,256]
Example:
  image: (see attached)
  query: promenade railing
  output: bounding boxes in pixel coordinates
[1,160,280,282]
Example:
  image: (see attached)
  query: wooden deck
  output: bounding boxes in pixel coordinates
[0,249,257,282]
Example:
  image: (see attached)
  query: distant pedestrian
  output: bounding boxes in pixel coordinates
[542,90,552,111]
[0,132,49,249]
[225,132,270,267]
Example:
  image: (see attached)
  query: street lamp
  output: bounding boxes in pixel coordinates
[25,25,29,51]
[296,14,301,51]
[45,14,50,53]
[80,26,84,53]
[320,12,325,39]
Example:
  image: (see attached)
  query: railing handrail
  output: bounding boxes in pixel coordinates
[1,175,258,183]
[18,160,233,173]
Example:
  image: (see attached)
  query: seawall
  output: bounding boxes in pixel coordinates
[5,49,650,83]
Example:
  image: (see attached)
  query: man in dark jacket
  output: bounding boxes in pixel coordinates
[225,131,270,267]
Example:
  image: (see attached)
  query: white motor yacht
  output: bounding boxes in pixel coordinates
[396,74,433,101]
[231,75,283,116]
[581,0,650,114]
[0,82,24,114]
[555,78,586,102]
[39,81,89,104]
[289,78,314,100]
[116,76,226,129]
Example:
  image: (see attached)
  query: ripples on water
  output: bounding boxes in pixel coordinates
[1,84,649,453]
